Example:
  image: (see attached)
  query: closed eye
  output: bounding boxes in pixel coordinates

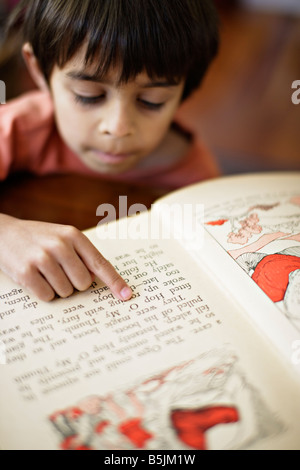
[138,99,165,110]
[74,94,105,106]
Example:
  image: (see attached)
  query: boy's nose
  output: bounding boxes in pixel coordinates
[98,100,134,138]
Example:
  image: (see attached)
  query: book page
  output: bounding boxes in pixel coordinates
[0,211,300,450]
[155,172,300,362]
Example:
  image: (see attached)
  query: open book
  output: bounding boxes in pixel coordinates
[0,172,300,450]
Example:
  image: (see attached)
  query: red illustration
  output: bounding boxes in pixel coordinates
[252,254,300,302]
[171,405,239,449]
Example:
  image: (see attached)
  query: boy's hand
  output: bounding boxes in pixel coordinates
[0,214,133,302]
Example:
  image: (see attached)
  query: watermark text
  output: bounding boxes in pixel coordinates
[291,340,300,365]
[0,80,6,104]
[291,80,300,105]
[96,196,204,249]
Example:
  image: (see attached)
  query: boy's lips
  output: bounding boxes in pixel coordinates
[92,149,132,164]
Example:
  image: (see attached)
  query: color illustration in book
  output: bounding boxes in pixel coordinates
[205,193,300,329]
[49,348,283,450]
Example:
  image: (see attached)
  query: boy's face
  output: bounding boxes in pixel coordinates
[48,47,185,174]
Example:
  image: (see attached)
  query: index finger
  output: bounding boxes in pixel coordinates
[73,232,133,301]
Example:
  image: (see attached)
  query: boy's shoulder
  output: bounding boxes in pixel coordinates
[0,90,54,133]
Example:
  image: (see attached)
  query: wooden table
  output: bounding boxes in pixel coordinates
[0,172,164,230]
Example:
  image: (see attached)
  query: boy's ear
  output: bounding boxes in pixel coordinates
[22,43,49,92]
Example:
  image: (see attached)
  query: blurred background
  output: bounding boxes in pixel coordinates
[0,0,299,176]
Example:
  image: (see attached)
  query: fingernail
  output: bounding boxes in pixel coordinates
[120,286,133,300]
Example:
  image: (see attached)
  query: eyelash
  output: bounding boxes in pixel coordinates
[138,99,164,110]
[74,94,164,111]
[74,94,104,106]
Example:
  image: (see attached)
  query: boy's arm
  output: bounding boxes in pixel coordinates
[0,213,132,302]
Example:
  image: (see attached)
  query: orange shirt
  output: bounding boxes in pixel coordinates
[0,91,220,189]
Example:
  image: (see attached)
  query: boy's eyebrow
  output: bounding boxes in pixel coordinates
[65,71,176,88]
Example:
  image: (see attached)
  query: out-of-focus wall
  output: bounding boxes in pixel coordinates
[240,0,300,15]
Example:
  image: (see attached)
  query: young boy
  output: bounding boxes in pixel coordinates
[0,0,219,302]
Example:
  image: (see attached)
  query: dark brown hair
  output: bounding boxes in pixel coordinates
[7,0,219,99]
